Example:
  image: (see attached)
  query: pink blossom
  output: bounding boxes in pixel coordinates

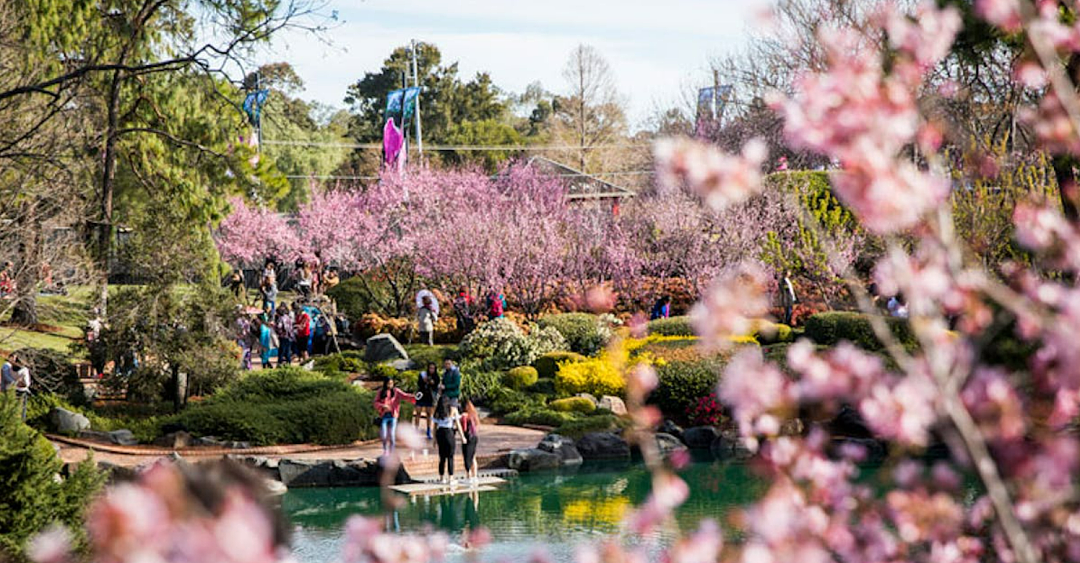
[975,0,1023,31]
[719,348,791,440]
[691,262,770,350]
[859,370,939,447]
[654,138,767,212]
[960,368,1026,441]
[882,3,962,70]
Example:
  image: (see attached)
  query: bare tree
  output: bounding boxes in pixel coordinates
[552,44,628,173]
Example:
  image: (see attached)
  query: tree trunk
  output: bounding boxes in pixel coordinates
[10,201,40,327]
[97,69,123,316]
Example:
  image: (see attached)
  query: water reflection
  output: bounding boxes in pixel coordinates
[284,461,766,563]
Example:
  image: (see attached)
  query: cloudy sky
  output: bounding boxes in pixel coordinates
[259,0,772,126]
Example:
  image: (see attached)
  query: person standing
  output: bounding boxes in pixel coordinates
[374,376,416,455]
[236,312,253,370]
[460,398,481,486]
[432,395,463,486]
[12,356,30,421]
[228,270,246,301]
[413,362,440,439]
[441,359,462,415]
[1,353,15,392]
[417,295,438,346]
[260,275,278,315]
[778,273,797,326]
[453,287,476,335]
[294,302,312,362]
[485,290,505,320]
[257,315,277,368]
[275,305,295,367]
[650,295,672,320]
[322,267,340,292]
[296,262,314,299]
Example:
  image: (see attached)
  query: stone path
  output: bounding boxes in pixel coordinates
[53,422,547,475]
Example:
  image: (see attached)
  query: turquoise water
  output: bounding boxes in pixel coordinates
[282,460,770,563]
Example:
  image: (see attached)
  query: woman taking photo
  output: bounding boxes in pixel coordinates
[460,398,481,485]
[433,395,464,486]
[412,362,440,439]
[373,376,416,455]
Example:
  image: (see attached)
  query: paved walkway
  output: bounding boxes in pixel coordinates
[54,422,547,472]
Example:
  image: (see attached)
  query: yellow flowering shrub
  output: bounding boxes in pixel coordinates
[554,353,626,397]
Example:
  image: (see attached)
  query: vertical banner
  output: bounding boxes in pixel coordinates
[243,90,269,126]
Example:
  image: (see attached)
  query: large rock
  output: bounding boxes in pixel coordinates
[537,434,583,466]
[108,429,138,446]
[508,448,561,472]
[658,420,684,442]
[576,432,630,461]
[153,431,193,449]
[598,396,627,415]
[683,426,719,449]
[51,407,90,433]
[710,430,754,461]
[654,432,688,458]
[364,334,409,363]
[576,393,598,407]
[390,358,415,371]
[277,459,393,487]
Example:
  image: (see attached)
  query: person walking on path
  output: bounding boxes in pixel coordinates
[374,376,416,456]
[275,305,295,367]
[260,275,278,315]
[417,295,438,346]
[413,362,440,439]
[453,287,476,335]
[778,273,797,326]
[460,398,481,485]
[1,353,15,392]
[432,395,464,486]
[441,359,462,416]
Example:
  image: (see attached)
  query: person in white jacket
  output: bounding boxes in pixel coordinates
[417,295,438,346]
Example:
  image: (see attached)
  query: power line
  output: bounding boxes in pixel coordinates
[283,170,656,181]
[262,139,652,151]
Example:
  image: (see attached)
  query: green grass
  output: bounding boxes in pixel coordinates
[0,326,77,355]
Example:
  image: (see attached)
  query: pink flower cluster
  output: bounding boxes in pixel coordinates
[690,262,770,351]
[654,137,767,212]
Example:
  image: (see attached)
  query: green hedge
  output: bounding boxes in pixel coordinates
[537,313,610,356]
[549,397,596,414]
[647,316,695,337]
[750,320,795,345]
[503,408,579,427]
[172,368,376,445]
[461,368,505,403]
[313,351,366,378]
[803,312,915,351]
[648,359,724,424]
[326,275,390,319]
[532,351,586,380]
[555,414,622,438]
[505,366,539,390]
[488,387,545,416]
[405,345,460,369]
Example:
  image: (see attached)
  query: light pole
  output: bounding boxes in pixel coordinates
[411,39,423,161]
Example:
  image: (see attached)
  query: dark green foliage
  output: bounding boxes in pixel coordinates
[549,397,596,414]
[648,359,724,424]
[503,408,578,428]
[13,348,85,405]
[555,414,623,438]
[803,312,916,351]
[537,313,609,356]
[488,387,545,416]
[528,377,557,396]
[647,316,695,337]
[0,393,104,562]
[405,345,460,370]
[172,368,376,445]
[312,351,366,378]
[505,366,539,390]
[532,351,586,380]
[326,275,392,319]
[460,367,504,404]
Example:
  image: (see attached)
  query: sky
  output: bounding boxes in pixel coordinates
[259,0,772,127]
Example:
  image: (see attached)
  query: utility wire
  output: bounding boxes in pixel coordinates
[284,170,656,181]
[262,139,653,151]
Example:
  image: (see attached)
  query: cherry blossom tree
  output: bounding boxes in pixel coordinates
[216,197,300,268]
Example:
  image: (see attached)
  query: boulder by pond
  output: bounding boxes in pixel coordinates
[537,434,583,466]
[598,396,627,415]
[682,426,719,449]
[576,432,630,461]
[507,448,561,472]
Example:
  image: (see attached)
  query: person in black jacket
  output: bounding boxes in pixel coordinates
[413,362,440,439]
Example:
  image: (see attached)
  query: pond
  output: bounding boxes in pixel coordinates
[282,459,771,563]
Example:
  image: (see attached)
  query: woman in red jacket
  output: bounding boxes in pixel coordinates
[373,376,416,455]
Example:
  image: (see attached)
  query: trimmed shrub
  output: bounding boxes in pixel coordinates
[528,377,557,396]
[647,316,695,337]
[489,387,545,416]
[554,355,625,397]
[0,393,104,560]
[537,312,612,356]
[556,414,622,438]
[648,359,725,424]
[503,408,579,428]
[748,320,795,345]
[313,351,366,377]
[505,366,539,390]
[804,311,915,351]
[406,345,460,369]
[459,317,568,370]
[172,368,376,445]
[533,351,586,380]
[549,397,596,414]
[326,275,389,320]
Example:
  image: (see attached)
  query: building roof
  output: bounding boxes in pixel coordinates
[524,157,636,201]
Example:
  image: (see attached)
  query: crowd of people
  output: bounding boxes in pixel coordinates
[374,358,480,487]
[231,257,348,370]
